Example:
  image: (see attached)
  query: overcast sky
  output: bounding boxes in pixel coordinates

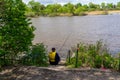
[22,0,119,5]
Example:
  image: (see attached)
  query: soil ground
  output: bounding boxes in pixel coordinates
[0,61,120,80]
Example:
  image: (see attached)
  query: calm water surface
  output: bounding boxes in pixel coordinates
[32,15,120,57]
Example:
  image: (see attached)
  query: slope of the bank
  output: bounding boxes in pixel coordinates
[0,65,120,80]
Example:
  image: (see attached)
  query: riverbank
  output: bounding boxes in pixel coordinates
[58,10,120,16]
[86,10,120,15]
[27,10,120,17]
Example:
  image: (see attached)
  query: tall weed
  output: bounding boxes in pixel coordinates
[66,40,119,70]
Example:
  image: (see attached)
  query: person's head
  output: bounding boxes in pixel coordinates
[52,47,56,52]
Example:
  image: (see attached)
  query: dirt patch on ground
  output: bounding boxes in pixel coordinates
[0,64,120,80]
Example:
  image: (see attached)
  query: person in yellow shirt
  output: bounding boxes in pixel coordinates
[48,48,60,65]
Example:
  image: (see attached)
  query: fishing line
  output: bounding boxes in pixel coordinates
[58,32,72,52]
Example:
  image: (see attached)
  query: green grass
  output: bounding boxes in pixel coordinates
[66,40,120,71]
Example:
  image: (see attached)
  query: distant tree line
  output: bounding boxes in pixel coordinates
[25,0,120,17]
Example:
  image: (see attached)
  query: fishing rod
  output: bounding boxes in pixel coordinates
[58,32,72,52]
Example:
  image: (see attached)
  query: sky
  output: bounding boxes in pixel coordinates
[22,0,119,5]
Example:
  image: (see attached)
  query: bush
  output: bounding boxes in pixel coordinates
[21,43,48,67]
[0,0,35,66]
[111,54,120,70]
[25,12,36,17]
[66,40,119,70]
[78,12,87,16]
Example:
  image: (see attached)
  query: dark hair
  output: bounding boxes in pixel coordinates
[52,48,56,52]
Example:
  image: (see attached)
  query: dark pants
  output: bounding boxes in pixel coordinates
[49,61,59,65]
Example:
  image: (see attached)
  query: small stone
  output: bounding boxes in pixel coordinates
[94,72,102,76]
[109,77,115,80]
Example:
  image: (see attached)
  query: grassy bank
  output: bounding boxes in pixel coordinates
[66,40,120,72]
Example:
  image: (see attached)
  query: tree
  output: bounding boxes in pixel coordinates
[96,4,101,10]
[0,0,3,17]
[0,0,5,55]
[0,0,35,63]
[74,6,87,15]
[117,2,120,9]
[75,3,82,9]
[53,4,62,13]
[58,6,68,14]
[88,2,98,11]
[101,2,106,10]
[83,5,89,10]
[28,0,44,16]
[44,4,61,13]
[106,3,114,10]
[64,3,74,14]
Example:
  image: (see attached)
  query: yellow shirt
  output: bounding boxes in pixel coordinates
[49,51,56,62]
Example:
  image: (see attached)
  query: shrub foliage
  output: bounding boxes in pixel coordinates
[66,40,120,71]
[21,43,48,66]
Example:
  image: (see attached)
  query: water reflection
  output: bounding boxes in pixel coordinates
[32,15,120,58]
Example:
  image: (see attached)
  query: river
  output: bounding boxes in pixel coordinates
[31,15,120,58]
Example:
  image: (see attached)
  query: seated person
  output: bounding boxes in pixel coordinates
[48,48,60,65]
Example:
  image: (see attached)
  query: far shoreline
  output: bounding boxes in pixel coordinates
[27,10,120,17]
[86,10,120,15]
